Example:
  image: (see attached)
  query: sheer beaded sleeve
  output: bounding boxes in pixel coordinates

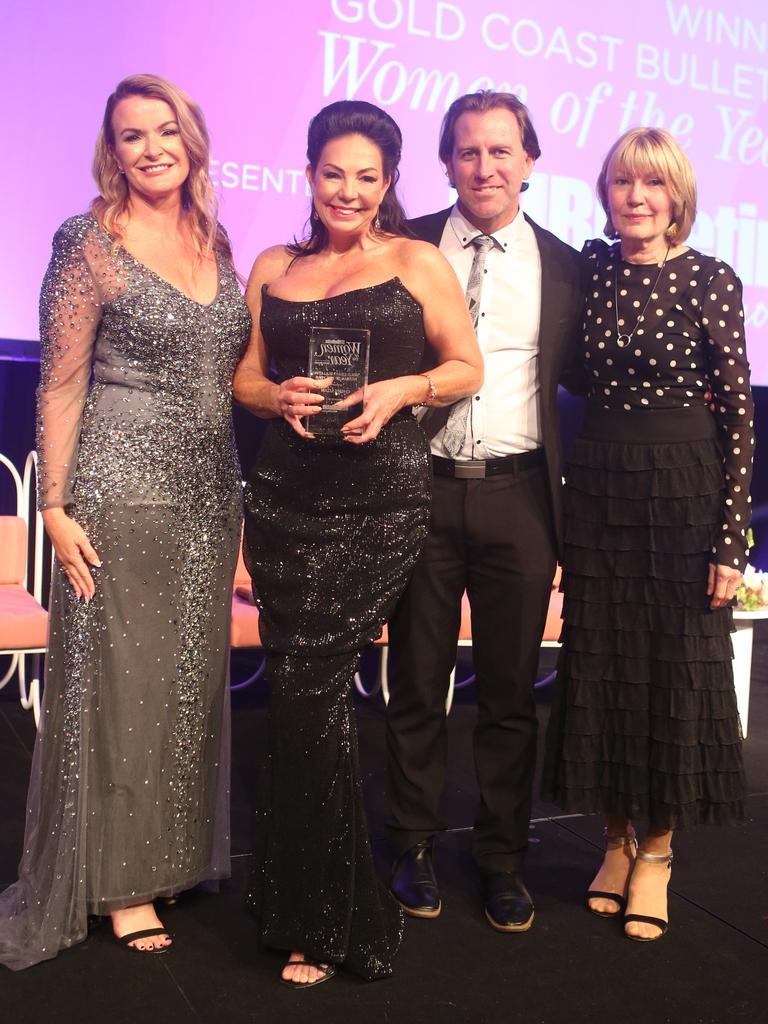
[36,217,102,509]
[702,262,755,570]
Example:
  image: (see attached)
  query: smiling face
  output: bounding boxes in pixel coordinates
[607,166,675,258]
[111,95,190,204]
[307,133,390,239]
[444,108,534,234]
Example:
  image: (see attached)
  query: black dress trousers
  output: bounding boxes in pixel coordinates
[386,459,557,873]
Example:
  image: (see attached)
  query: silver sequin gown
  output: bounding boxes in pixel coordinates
[0,214,251,971]
[244,279,432,979]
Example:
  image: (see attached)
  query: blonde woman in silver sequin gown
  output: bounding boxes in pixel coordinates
[234,101,482,988]
[0,76,250,971]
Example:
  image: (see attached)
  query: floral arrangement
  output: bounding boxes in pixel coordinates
[736,564,768,611]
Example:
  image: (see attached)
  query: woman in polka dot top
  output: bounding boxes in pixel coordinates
[543,127,754,943]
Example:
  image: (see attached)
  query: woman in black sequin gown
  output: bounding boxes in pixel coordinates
[233,101,482,987]
[543,128,754,941]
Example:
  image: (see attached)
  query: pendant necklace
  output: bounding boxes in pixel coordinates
[614,245,670,348]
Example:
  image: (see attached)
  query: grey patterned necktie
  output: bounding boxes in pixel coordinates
[442,234,495,458]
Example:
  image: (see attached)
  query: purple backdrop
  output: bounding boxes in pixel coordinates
[3,0,767,379]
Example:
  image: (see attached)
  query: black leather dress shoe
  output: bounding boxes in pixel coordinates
[390,840,441,918]
[482,872,534,932]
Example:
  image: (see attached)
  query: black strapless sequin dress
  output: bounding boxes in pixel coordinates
[243,278,432,979]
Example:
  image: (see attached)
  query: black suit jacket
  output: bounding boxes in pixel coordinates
[408,207,584,552]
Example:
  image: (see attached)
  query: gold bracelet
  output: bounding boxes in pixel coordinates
[417,373,437,407]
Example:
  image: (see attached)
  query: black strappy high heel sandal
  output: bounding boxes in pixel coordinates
[624,848,673,941]
[586,833,638,918]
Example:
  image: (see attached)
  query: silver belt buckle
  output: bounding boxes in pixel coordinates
[453,460,487,479]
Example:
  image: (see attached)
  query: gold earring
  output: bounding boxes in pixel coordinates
[665,223,678,240]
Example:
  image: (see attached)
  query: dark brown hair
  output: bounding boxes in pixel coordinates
[289,100,411,257]
[438,90,541,164]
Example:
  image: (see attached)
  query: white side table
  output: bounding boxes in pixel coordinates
[732,610,768,739]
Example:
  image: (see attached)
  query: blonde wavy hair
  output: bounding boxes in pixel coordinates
[597,127,697,244]
[91,74,231,261]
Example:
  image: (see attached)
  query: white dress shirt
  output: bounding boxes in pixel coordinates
[429,205,542,460]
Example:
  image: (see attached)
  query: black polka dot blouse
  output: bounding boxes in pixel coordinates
[582,238,755,571]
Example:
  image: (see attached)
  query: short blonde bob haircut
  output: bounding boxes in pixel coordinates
[91,74,231,260]
[597,127,697,244]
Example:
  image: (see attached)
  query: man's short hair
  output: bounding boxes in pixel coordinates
[438,91,541,164]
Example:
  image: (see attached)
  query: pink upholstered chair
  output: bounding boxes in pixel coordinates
[0,453,48,724]
[230,533,265,689]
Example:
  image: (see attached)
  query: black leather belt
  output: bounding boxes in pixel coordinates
[432,449,545,479]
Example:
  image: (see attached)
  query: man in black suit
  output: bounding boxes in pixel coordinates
[386,91,584,932]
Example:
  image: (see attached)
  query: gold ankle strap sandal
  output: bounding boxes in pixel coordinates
[635,849,673,865]
[606,834,638,851]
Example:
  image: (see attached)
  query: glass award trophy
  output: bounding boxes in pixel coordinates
[306,326,370,438]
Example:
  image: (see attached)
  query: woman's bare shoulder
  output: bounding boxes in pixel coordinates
[391,236,454,282]
[245,245,295,303]
[390,235,439,259]
[249,244,294,280]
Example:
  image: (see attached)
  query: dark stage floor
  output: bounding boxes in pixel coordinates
[2,631,768,1024]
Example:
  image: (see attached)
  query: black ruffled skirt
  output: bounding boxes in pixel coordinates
[542,405,746,829]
